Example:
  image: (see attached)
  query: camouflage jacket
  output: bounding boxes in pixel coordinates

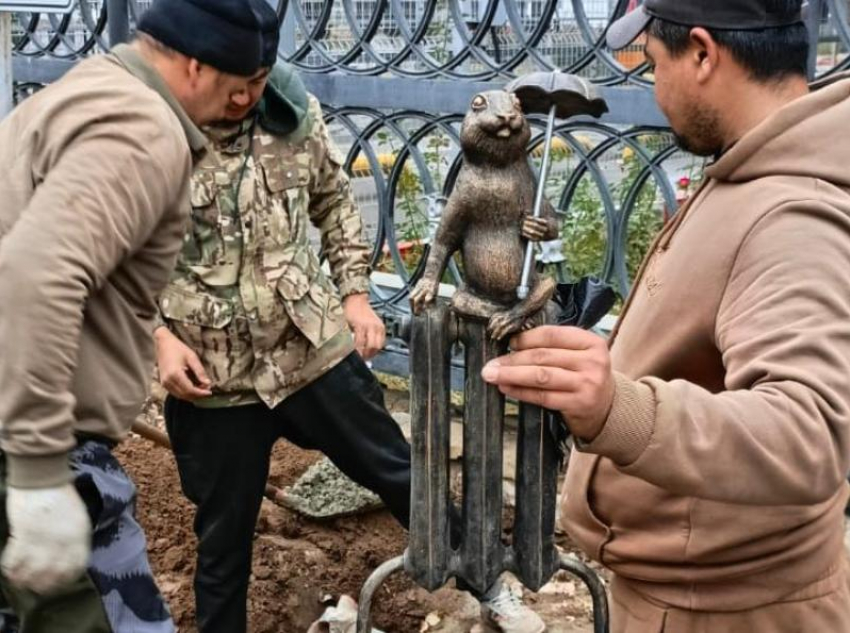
[158,95,371,408]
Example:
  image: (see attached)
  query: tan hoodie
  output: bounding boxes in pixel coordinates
[562,73,850,611]
[0,46,204,488]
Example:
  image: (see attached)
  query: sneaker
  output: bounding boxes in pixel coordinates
[479,580,546,633]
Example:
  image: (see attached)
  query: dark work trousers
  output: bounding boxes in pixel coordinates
[165,353,421,633]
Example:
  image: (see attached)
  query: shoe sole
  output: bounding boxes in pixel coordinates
[481,608,546,633]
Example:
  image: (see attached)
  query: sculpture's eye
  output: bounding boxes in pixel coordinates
[471,95,487,111]
[510,94,522,112]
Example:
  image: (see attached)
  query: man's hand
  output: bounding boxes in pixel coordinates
[155,327,213,401]
[2,483,91,594]
[481,326,615,441]
[343,293,386,360]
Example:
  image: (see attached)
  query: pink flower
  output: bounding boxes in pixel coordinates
[678,176,691,190]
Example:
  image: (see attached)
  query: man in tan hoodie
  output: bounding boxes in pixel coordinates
[0,1,269,631]
[482,0,850,631]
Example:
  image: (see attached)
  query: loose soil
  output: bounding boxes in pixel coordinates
[119,380,602,633]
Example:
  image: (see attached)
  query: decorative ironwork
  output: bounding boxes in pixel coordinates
[9,0,849,81]
[5,0,848,307]
[11,1,107,58]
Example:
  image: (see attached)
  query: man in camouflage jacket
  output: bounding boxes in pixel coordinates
[150,11,410,632]
[155,7,547,633]
[157,73,380,409]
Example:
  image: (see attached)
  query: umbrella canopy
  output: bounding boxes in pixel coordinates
[552,277,618,331]
[505,72,609,119]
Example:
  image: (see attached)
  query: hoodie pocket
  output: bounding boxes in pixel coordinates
[560,452,613,562]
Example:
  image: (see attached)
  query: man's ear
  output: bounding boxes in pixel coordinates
[186,58,203,87]
[689,27,720,85]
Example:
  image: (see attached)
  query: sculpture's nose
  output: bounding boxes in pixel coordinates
[497,112,520,128]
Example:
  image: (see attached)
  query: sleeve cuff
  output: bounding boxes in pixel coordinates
[153,308,167,331]
[575,372,656,466]
[5,452,74,489]
[337,276,371,299]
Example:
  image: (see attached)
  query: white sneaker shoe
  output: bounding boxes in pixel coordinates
[479,581,546,633]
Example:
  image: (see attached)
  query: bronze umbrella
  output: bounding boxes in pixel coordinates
[505,71,607,301]
[506,71,615,328]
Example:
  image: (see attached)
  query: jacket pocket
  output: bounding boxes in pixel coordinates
[560,452,612,562]
[259,157,310,245]
[160,286,234,329]
[184,172,228,269]
[271,246,345,349]
[159,286,252,385]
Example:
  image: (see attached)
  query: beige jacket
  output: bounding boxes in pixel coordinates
[562,74,850,611]
[0,45,205,488]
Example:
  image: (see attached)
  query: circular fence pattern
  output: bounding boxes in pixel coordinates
[7,0,849,312]
[9,0,850,82]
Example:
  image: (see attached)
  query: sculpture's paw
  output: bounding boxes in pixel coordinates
[410,278,439,315]
[488,309,526,341]
[521,216,556,242]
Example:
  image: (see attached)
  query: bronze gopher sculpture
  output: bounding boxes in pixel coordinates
[410,90,558,340]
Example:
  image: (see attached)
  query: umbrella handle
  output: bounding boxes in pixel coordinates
[518,103,558,301]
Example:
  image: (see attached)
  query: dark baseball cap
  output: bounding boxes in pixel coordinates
[607,0,805,50]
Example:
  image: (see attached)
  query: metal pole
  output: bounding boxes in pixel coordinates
[517,103,557,300]
[107,0,130,48]
[559,553,610,633]
[356,555,405,633]
[0,12,13,118]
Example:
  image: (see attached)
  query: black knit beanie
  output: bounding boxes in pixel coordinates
[137,0,264,77]
[251,0,281,68]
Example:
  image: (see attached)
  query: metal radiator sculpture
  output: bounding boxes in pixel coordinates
[357,74,611,633]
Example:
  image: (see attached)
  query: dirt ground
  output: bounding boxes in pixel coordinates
[119,380,603,633]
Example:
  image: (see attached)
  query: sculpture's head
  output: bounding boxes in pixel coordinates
[460,90,530,165]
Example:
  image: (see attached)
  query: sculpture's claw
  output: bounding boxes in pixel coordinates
[410,278,439,315]
[488,309,526,341]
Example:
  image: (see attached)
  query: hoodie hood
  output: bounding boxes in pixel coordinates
[707,72,850,190]
[257,63,312,141]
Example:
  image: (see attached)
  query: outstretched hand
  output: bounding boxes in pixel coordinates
[482,325,615,441]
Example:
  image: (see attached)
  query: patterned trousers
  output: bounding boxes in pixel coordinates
[0,439,174,633]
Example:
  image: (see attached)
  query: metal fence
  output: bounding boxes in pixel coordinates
[7,0,850,375]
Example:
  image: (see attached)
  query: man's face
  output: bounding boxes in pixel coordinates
[645,33,724,157]
[224,68,271,122]
[184,65,256,126]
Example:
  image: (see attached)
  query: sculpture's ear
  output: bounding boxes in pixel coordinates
[470,94,488,112]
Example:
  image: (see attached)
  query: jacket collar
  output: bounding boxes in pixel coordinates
[110,44,208,154]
